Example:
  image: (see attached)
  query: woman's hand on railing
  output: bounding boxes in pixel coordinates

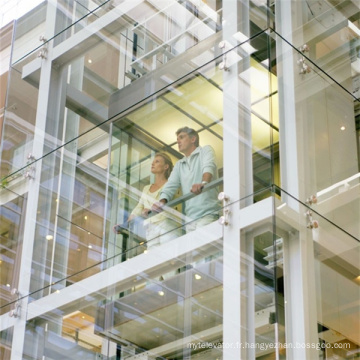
[141,208,151,218]
[151,199,166,214]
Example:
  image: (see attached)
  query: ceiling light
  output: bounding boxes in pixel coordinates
[158,290,165,296]
[194,274,202,280]
[340,126,345,131]
[6,284,10,287]
[84,216,88,220]
[88,59,92,64]
[88,245,92,249]
[46,235,53,241]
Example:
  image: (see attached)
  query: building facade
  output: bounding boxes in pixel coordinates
[0,0,359,359]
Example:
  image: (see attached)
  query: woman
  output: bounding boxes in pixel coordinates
[115,152,181,248]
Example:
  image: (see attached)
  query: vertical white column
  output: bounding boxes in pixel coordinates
[275,0,319,358]
[10,3,58,360]
[222,1,253,359]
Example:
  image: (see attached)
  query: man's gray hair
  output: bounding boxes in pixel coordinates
[176,127,199,147]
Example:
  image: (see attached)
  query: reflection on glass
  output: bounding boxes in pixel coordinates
[276,33,359,237]
[275,0,360,97]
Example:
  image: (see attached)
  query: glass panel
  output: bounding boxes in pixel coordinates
[0,66,39,179]
[276,33,359,239]
[21,234,223,359]
[274,0,360,100]
[0,186,26,315]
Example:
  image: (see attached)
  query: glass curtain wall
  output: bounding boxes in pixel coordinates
[273,0,360,356]
[0,1,281,359]
[0,0,359,359]
[274,0,360,237]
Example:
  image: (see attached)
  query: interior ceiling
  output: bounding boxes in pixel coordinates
[95,257,277,358]
[104,57,279,174]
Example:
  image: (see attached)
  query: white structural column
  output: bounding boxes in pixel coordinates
[10,4,58,360]
[275,0,319,358]
[222,1,253,359]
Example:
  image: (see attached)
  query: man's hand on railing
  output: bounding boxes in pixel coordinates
[191,183,205,195]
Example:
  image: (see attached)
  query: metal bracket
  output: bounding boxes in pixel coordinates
[300,43,310,53]
[218,192,230,226]
[9,289,21,318]
[23,153,36,180]
[297,57,311,74]
[305,194,317,206]
[305,210,319,229]
[218,41,229,71]
[38,35,48,59]
[298,44,311,74]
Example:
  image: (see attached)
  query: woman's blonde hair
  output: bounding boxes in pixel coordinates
[155,152,173,179]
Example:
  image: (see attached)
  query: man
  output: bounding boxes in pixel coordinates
[152,127,220,229]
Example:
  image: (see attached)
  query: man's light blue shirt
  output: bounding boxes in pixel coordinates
[160,145,220,220]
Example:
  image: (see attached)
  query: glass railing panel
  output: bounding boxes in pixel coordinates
[276,33,359,238]
[274,0,360,99]
[0,186,27,315]
[275,189,360,359]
